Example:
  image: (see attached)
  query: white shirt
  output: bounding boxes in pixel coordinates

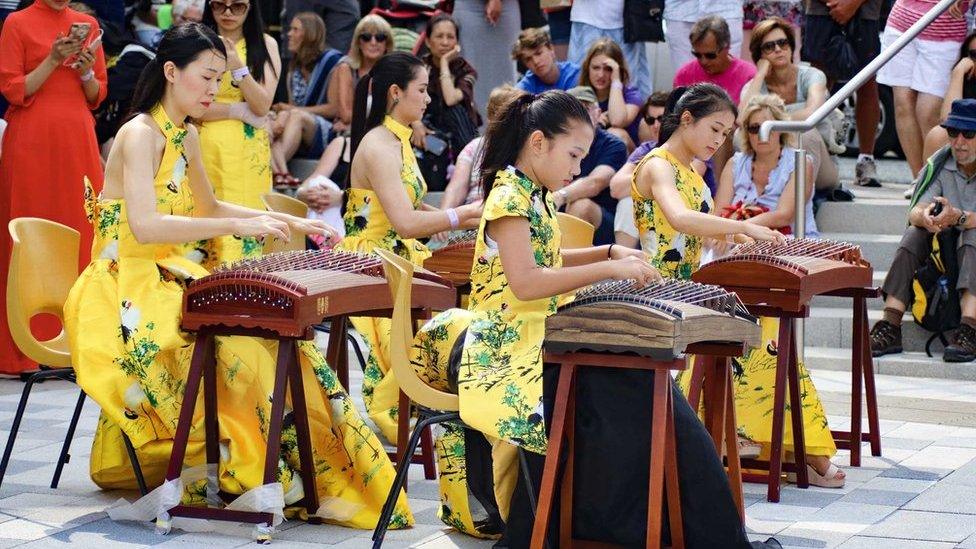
[663,0,743,23]
[570,0,624,30]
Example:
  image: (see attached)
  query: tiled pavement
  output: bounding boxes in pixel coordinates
[3,361,976,548]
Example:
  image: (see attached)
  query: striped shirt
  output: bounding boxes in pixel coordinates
[887,0,970,42]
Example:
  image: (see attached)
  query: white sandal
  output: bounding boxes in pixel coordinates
[788,463,846,488]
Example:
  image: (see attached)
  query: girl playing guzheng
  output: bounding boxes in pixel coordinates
[410,90,780,548]
[632,83,846,488]
[63,24,414,530]
[334,51,483,444]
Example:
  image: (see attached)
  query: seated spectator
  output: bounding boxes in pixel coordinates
[742,0,802,62]
[172,0,204,26]
[296,134,351,244]
[553,86,628,246]
[513,27,581,93]
[717,94,817,237]
[673,15,756,177]
[871,99,976,363]
[921,31,976,169]
[579,37,642,150]
[739,17,841,194]
[610,91,713,248]
[327,14,393,132]
[414,13,481,159]
[269,12,342,186]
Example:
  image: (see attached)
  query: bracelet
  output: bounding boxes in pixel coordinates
[611,80,623,90]
[446,208,460,230]
[607,244,615,259]
[231,66,250,83]
[80,69,95,82]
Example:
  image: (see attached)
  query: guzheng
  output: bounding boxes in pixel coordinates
[182,250,456,338]
[424,230,476,286]
[546,279,761,360]
[692,238,873,312]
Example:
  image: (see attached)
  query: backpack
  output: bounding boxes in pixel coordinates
[907,145,962,355]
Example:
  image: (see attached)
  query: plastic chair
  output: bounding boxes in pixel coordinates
[556,212,595,249]
[370,249,538,547]
[1,218,146,494]
[261,192,308,254]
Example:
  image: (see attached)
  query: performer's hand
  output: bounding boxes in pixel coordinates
[609,256,662,288]
[608,245,647,261]
[743,223,786,244]
[457,201,484,229]
[236,215,290,242]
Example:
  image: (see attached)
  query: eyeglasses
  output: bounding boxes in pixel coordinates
[691,49,721,60]
[760,38,790,54]
[746,124,762,135]
[358,32,388,43]
[643,114,664,125]
[209,1,248,15]
[947,127,976,139]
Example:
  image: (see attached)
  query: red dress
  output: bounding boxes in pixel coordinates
[0,1,107,374]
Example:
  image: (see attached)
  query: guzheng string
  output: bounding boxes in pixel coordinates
[565,279,752,319]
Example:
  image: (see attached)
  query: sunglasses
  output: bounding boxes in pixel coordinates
[746,124,763,135]
[210,1,248,15]
[761,38,790,54]
[359,32,388,43]
[691,50,721,60]
[643,114,664,125]
[947,127,976,139]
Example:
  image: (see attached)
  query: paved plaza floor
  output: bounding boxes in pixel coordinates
[2,361,976,549]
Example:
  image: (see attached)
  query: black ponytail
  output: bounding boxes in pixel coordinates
[478,90,590,199]
[350,51,426,160]
[128,23,227,119]
[657,83,737,145]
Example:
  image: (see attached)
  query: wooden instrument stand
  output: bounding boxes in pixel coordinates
[532,351,686,549]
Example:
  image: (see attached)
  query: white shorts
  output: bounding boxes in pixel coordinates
[613,197,639,239]
[876,26,960,96]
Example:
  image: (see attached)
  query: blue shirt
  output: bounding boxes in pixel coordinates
[581,128,627,213]
[516,61,582,94]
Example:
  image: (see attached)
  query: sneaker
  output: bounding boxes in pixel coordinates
[904,184,915,200]
[869,320,903,357]
[751,538,783,549]
[944,324,976,363]
[855,156,881,187]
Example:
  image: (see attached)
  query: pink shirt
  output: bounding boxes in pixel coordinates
[673,57,757,105]
[887,0,969,42]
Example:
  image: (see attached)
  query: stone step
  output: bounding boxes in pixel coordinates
[805,307,937,353]
[805,346,976,381]
[815,198,909,235]
[821,232,900,271]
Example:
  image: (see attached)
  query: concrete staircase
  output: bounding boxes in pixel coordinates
[804,158,974,379]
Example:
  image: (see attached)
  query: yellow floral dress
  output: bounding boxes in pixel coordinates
[63,106,413,529]
[632,147,836,460]
[411,167,561,537]
[195,38,271,269]
[334,115,432,444]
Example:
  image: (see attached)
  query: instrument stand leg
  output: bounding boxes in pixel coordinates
[765,318,793,503]
[285,340,322,520]
[862,299,883,457]
[788,328,809,489]
[325,315,350,391]
[664,379,684,549]
[723,365,745,520]
[531,362,576,549]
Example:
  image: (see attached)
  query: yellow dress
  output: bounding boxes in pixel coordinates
[335,115,432,444]
[632,147,836,459]
[63,106,413,529]
[411,167,562,537]
[196,38,272,269]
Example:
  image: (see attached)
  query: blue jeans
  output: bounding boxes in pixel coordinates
[568,22,652,97]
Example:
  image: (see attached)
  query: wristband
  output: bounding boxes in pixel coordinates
[607,244,615,259]
[80,69,95,82]
[611,80,623,90]
[231,66,250,83]
[447,208,460,230]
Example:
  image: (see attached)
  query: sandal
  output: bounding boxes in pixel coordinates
[787,463,846,489]
[738,436,762,459]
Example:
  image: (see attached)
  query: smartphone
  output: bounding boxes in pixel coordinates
[930,201,944,217]
[425,134,448,156]
[69,22,91,42]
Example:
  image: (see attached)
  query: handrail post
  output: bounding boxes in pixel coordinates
[794,134,806,361]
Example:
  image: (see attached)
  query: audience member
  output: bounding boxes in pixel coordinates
[879,0,970,181]
[455,0,519,121]
[172,0,203,26]
[802,0,883,187]
[664,0,744,70]
[739,17,841,193]
[513,27,581,93]
[579,37,642,150]
[568,0,652,96]
[281,0,359,54]
[270,11,341,185]
[328,14,393,133]
[296,134,350,243]
[555,85,628,246]
[871,98,976,363]
[743,0,803,62]
[415,13,481,157]
[0,0,107,374]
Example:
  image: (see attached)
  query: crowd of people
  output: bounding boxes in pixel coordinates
[2,0,976,547]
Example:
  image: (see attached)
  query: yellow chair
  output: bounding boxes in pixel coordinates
[557,212,595,249]
[261,192,308,253]
[1,218,146,494]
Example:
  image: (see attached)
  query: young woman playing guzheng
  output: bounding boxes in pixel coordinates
[633,84,846,488]
[410,90,781,548]
[334,51,483,444]
[63,24,414,530]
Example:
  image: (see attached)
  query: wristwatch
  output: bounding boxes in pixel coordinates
[958,212,969,228]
